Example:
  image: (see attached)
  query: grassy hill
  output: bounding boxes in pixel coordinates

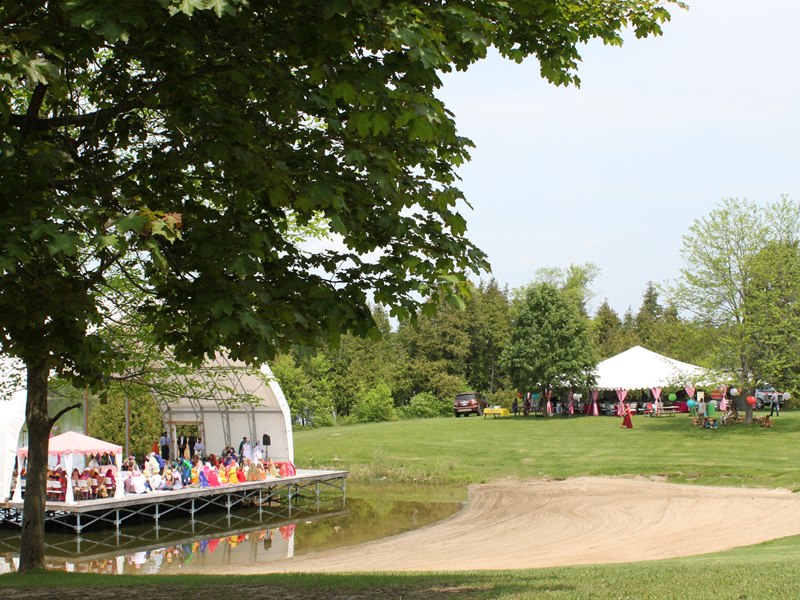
[4,411,800,598]
[296,411,800,491]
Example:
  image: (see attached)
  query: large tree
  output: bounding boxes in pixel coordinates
[669,196,800,418]
[502,282,597,392]
[465,279,511,395]
[669,198,767,384]
[743,240,800,393]
[1,0,683,571]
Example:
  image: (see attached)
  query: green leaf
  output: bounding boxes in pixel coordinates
[47,233,82,256]
[114,214,149,234]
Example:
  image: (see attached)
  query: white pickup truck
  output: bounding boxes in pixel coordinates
[755,386,784,410]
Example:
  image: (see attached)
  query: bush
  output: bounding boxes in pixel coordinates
[403,391,447,418]
[485,388,517,410]
[425,372,470,406]
[354,381,396,423]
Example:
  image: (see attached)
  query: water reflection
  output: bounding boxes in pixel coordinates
[0,495,461,574]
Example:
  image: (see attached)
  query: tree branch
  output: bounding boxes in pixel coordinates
[9,97,147,131]
[18,83,48,141]
[49,403,82,427]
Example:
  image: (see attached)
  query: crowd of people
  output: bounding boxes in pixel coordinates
[29,438,294,501]
[118,439,294,496]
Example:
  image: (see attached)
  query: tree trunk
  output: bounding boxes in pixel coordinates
[17,358,51,573]
[744,388,754,424]
[739,354,753,425]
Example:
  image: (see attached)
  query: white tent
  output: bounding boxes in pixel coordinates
[14,431,124,503]
[593,346,706,391]
[154,357,294,463]
[0,390,27,501]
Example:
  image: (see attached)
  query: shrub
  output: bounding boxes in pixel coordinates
[485,388,517,410]
[403,391,447,418]
[354,381,396,423]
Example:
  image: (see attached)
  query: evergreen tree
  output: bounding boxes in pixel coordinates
[465,279,511,395]
[635,282,664,348]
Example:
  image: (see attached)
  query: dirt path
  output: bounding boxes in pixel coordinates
[186,477,800,574]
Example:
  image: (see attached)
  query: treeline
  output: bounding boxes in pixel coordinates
[278,196,800,426]
[273,274,712,428]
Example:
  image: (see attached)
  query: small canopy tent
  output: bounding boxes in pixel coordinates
[153,356,294,464]
[13,431,124,503]
[591,346,706,414]
[0,390,27,501]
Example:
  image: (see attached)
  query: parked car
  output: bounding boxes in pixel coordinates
[755,386,784,410]
[453,392,486,417]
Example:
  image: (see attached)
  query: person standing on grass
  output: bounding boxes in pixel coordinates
[770,393,781,417]
[621,402,633,429]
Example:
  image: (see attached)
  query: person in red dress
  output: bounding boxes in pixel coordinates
[621,402,634,429]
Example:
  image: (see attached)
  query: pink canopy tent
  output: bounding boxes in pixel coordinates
[13,431,124,503]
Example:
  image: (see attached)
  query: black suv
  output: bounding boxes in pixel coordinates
[453,392,485,417]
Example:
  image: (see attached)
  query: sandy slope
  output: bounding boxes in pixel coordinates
[195,477,800,574]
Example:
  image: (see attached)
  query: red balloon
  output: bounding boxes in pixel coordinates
[746,396,756,406]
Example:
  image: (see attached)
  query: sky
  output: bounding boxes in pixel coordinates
[437,0,800,316]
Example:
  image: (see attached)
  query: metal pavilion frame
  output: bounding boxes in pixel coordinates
[0,469,346,534]
[150,358,288,459]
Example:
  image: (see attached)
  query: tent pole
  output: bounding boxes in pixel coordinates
[124,395,130,458]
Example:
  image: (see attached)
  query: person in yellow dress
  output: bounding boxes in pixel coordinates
[227,462,239,485]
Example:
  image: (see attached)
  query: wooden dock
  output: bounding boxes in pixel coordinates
[0,469,347,533]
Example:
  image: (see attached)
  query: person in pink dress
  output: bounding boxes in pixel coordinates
[621,402,634,429]
[205,465,221,487]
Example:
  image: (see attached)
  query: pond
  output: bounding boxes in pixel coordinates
[0,487,463,574]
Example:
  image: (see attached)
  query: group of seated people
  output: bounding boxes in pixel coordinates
[38,465,117,501]
[119,446,294,495]
[16,447,296,501]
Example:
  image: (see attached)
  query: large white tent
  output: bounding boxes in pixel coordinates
[0,390,26,502]
[153,356,294,463]
[593,346,706,391]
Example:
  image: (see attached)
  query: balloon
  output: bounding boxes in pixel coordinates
[746,396,756,406]
[687,399,696,408]
[783,392,791,401]
[730,388,739,397]
[668,393,677,401]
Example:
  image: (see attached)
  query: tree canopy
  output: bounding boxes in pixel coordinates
[502,281,597,392]
[2,0,684,572]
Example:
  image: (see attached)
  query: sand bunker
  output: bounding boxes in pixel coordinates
[197,477,800,574]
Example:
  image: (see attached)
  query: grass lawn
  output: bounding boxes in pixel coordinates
[299,410,800,491]
[3,411,800,598]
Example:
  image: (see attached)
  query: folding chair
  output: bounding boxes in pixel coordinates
[46,480,63,501]
[75,479,91,500]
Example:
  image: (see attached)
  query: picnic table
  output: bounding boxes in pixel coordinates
[483,407,511,419]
